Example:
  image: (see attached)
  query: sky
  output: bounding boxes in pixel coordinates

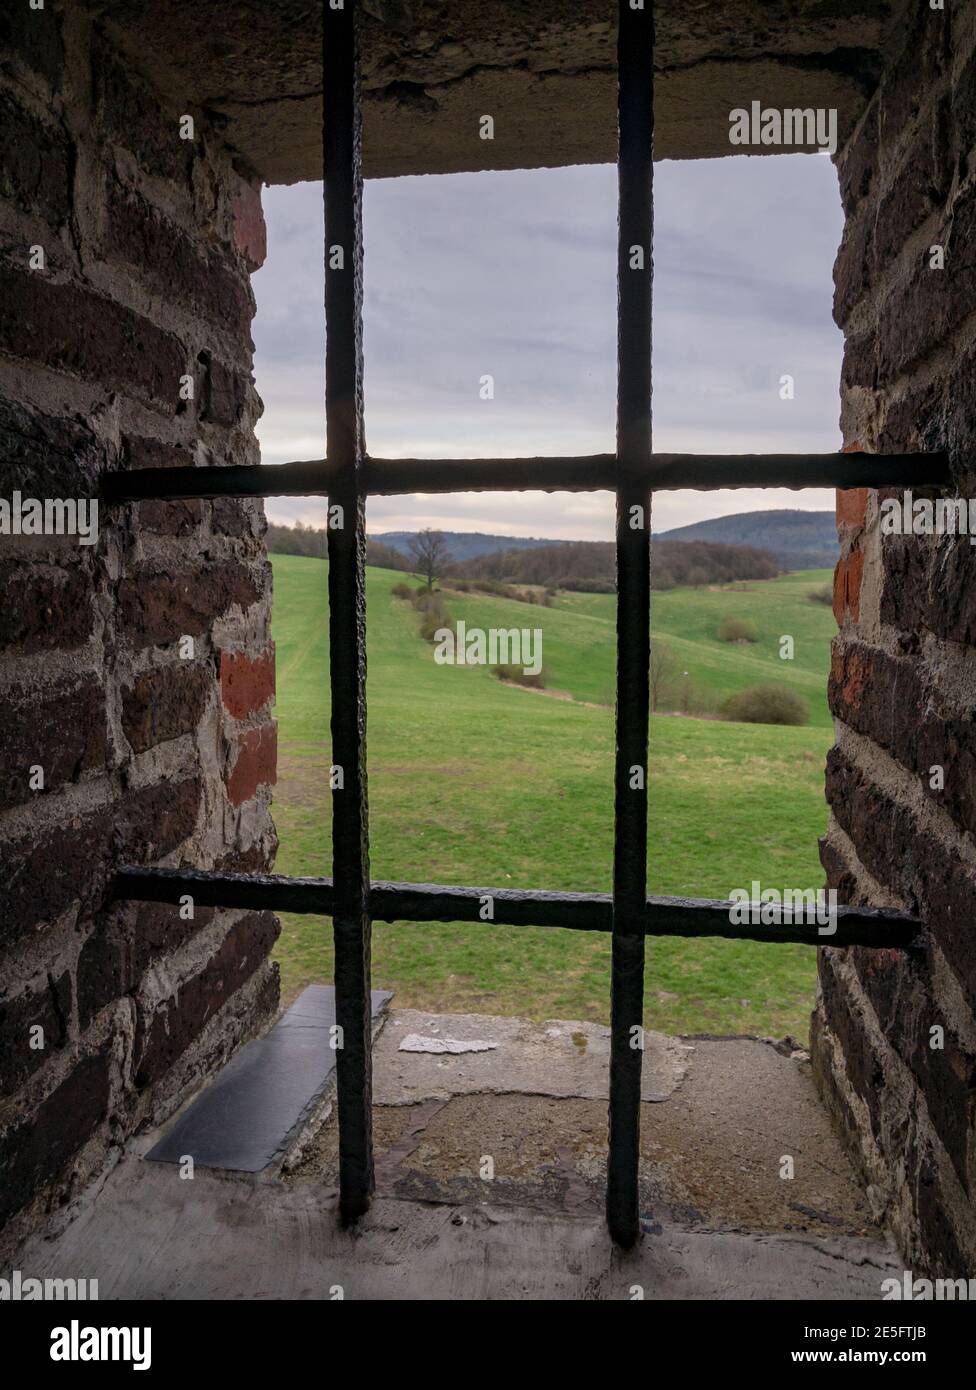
[251,153,845,541]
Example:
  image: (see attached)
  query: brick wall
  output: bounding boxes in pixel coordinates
[815,0,976,1275]
[0,5,279,1247]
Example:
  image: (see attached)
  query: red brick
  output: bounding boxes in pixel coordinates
[220,645,275,720]
[833,549,863,625]
[232,183,267,272]
[226,723,277,805]
[1,676,108,811]
[0,263,185,412]
[836,490,868,532]
[121,662,211,753]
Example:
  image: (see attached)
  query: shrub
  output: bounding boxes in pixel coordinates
[807,585,833,605]
[722,684,809,726]
[492,663,547,689]
[419,608,453,642]
[717,614,758,643]
[413,587,441,611]
[559,577,615,593]
[391,581,413,599]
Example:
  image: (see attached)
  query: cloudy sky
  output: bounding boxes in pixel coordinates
[252,153,844,541]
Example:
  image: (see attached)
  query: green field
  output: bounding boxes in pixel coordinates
[271,555,836,1039]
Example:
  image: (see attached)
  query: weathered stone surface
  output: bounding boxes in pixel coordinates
[825,749,976,1017]
[134,912,279,1087]
[104,177,253,341]
[118,562,261,648]
[0,974,71,1093]
[93,0,898,183]
[121,662,211,753]
[0,1050,112,1227]
[1,676,108,811]
[0,263,185,412]
[829,641,976,838]
[0,561,93,654]
[2,777,202,948]
[77,900,216,1029]
[0,90,71,225]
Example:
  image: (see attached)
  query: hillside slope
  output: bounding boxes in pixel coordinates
[659,509,837,571]
[270,556,833,1037]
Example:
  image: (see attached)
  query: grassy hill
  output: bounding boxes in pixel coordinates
[660,509,837,571]
[271,556,836,1038]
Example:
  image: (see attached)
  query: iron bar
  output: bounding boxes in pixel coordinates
[323,0,373,1226]
[100,450,951,502]
[607,0,655,1249]
[112,867,926,950]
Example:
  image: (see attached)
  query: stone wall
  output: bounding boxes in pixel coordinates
[0,3,278,1247]
[815,0,976,1276]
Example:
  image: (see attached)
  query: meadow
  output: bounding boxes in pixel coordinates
[270,555,837,1039]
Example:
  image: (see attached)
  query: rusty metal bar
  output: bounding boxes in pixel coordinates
[606,0,654,1250]
[100,450,951,501]
[112,867,926,951]
[323,0,373,1226]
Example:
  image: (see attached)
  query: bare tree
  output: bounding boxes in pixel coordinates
[649,640,679,712]
[408,528,453,590]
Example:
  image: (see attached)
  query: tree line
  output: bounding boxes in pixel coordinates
[266,521,779,591]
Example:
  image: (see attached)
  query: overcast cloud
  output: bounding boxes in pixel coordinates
[252,154,844,540]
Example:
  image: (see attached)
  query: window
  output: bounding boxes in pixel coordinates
[106,0,937,1248]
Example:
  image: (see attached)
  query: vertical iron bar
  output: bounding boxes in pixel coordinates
[323,0,373,1224]
[607,0,654,1248]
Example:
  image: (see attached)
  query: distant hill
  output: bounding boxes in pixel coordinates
[659,510,837,571]
[374,530,564,563]
[270,512,838,575]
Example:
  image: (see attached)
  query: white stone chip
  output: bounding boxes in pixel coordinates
[399,1034,498,1055]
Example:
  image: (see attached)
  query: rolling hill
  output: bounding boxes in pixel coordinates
[659,509,837,571]
[270,555,836,1038]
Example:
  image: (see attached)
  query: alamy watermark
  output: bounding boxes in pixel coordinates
[728,882,838,936]
[880,491,976,545]
[883,1270,976,1300]
[0,492,98,546]
[729,102,837,155]
[433,620,543,676]
[1,1268,98,1300]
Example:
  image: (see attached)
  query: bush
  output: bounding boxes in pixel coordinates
[559,577,615,593]
[492,663,547,689]
[391,581,413,599]
[419,608,453,643]
[722,684,809,726]
[717,614,758,643]
[807,585,833,605]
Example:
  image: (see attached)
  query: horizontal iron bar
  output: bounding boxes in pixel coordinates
[113,866,925,950]
[102,458,337,501]
[100,451,952,503]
